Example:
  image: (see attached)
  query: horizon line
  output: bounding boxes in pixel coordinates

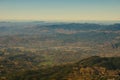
[0,19,120,22]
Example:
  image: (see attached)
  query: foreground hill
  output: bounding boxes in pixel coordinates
[6,56,120,80]
[77,56,120,70]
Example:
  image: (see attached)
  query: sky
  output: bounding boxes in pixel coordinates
[0,0,120,21]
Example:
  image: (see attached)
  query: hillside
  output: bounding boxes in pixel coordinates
[77,56,120,70]
[5,56,120,80]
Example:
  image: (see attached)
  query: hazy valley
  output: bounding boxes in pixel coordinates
[0,22,120,80]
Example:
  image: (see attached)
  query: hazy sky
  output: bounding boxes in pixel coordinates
[0,0,120,21]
